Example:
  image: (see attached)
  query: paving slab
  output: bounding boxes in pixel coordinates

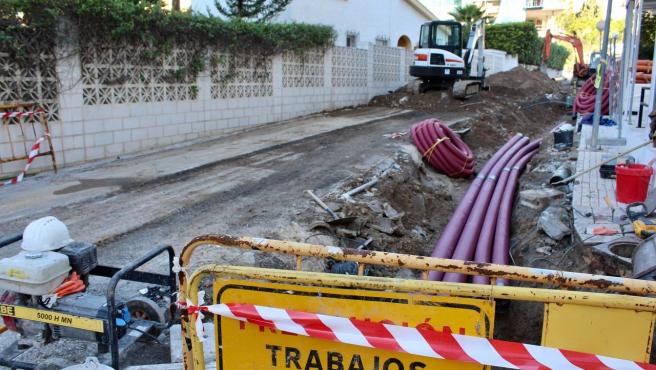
[572,117,655,247]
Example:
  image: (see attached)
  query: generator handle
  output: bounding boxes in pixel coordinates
[106,244,175,370]
[0,233,22,249]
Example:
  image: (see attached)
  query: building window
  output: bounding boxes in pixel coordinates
[533,19,543,31]
[375,36,389,47]
[346,32,358,48]
[524,0,543,9]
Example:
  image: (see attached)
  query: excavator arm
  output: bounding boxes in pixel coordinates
[543,29,589,78]
[453,19,486,99]
[465,19,486,78]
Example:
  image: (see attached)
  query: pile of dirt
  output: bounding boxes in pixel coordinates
[486,67,561,99]
[369,66,563,113]
[459,96,566,164]
[296,151,467,277]
[369,89,466,113]
[370,67,568,165]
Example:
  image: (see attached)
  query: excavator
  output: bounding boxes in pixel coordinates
[409,19,486,99]
[543,29,596,80]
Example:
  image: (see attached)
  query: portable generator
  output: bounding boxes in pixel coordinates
[0,217,176,369]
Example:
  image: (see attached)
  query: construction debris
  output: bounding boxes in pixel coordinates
[519,188,565,210]
[538,205,571,241]
[382,202,403,220]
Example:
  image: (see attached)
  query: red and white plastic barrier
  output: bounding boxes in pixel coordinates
[0,135,47,186]
[1,111,37,120]
[181,301,654,370]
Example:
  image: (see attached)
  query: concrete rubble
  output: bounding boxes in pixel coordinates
[519,188,565,210]
[538,205,571,241]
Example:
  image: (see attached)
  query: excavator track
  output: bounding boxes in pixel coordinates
[452,80,482,99]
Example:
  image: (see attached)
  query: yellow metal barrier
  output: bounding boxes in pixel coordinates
[177,235,656,369]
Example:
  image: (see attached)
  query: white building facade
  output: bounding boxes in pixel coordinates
[192,0,436,50]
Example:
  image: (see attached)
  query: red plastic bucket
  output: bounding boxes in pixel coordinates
[616,164,653,203]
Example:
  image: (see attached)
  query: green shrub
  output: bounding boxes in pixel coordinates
[486,22,539,64]
[486,21,570,70]
[541,40,570,70]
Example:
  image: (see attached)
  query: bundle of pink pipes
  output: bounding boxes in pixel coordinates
[412,119,541,283]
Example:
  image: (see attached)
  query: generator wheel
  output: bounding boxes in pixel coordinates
[127,296,166,324]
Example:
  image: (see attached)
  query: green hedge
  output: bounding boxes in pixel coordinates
[486,22,539,64]
[541,40,570,70]
[486,21,570,70]
[0,0,337,79]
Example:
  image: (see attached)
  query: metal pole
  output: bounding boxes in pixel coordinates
[609,36,617,122]
[179,234,656,295]
[626,0,645,127]
[619,1,635,127]
[591,0,614,149]
[478,21,485,79]
[650,32,656,113]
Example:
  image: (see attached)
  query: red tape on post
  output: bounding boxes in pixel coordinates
[0,135,47,186]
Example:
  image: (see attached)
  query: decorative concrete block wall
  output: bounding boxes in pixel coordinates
[0,39,412,177]
[0,35,61,176]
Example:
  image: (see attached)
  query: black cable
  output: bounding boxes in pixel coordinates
[127,324,162,344]
[37,296,52,309]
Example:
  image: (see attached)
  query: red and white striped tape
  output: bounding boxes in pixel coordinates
[1,135,47,186]
[1,111,37,120]
[181,301,655,370]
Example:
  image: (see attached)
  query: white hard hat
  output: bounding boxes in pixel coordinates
[21,216,73,252]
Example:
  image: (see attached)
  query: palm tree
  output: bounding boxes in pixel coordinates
[449,4,485,41]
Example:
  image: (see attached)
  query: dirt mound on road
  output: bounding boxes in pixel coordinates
[369,66,563,114]
[369,88,463,113]
[461,98,565,161]
[486,67,560,98]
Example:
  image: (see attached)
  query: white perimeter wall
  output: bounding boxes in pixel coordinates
[0,44,414,177]
[470,49,519,76]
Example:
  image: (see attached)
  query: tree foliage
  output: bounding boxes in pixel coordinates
[555,0,624,67]
[449,4,485,41]
[640,11,656,59]
[214,0,291,22]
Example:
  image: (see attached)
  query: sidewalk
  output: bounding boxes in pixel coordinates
[572,113,656,246]
[0,107,411,225]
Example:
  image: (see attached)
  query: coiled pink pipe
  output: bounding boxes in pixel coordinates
[573,74,609,115]
[411,118,475,178]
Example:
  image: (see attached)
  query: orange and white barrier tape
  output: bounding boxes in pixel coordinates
[180,301,654,370]
[1,135,47,186]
